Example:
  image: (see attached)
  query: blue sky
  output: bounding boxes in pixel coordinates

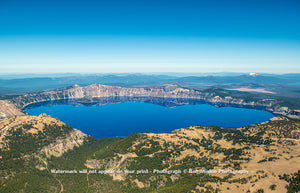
[0,0,299,73]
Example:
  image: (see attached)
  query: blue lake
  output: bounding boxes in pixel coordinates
[24,102,275,138]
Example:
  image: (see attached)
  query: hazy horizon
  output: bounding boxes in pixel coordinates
[0,71,299,76]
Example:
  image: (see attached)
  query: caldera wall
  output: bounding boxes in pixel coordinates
[7,83,300,119]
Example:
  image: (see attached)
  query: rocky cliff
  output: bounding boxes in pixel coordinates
[9,83,300,118]
[0,113,87,152]
[0,100,25,117]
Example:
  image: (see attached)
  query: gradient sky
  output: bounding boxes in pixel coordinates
[0,0,299,73]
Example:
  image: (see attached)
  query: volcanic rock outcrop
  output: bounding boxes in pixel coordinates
[6,83,300,118]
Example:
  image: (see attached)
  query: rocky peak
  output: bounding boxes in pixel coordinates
[72,84,80,88]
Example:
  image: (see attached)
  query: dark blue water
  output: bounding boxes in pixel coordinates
[24,102,274,138]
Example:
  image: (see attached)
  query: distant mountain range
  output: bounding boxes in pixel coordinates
[0,73,300,97]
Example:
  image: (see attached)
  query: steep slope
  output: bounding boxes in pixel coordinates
[0,100,25,117]
[11,84,203,108]
[9,83,300,118]
[0,114,88,192]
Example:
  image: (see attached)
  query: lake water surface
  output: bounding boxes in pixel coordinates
[24,101,275,138]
